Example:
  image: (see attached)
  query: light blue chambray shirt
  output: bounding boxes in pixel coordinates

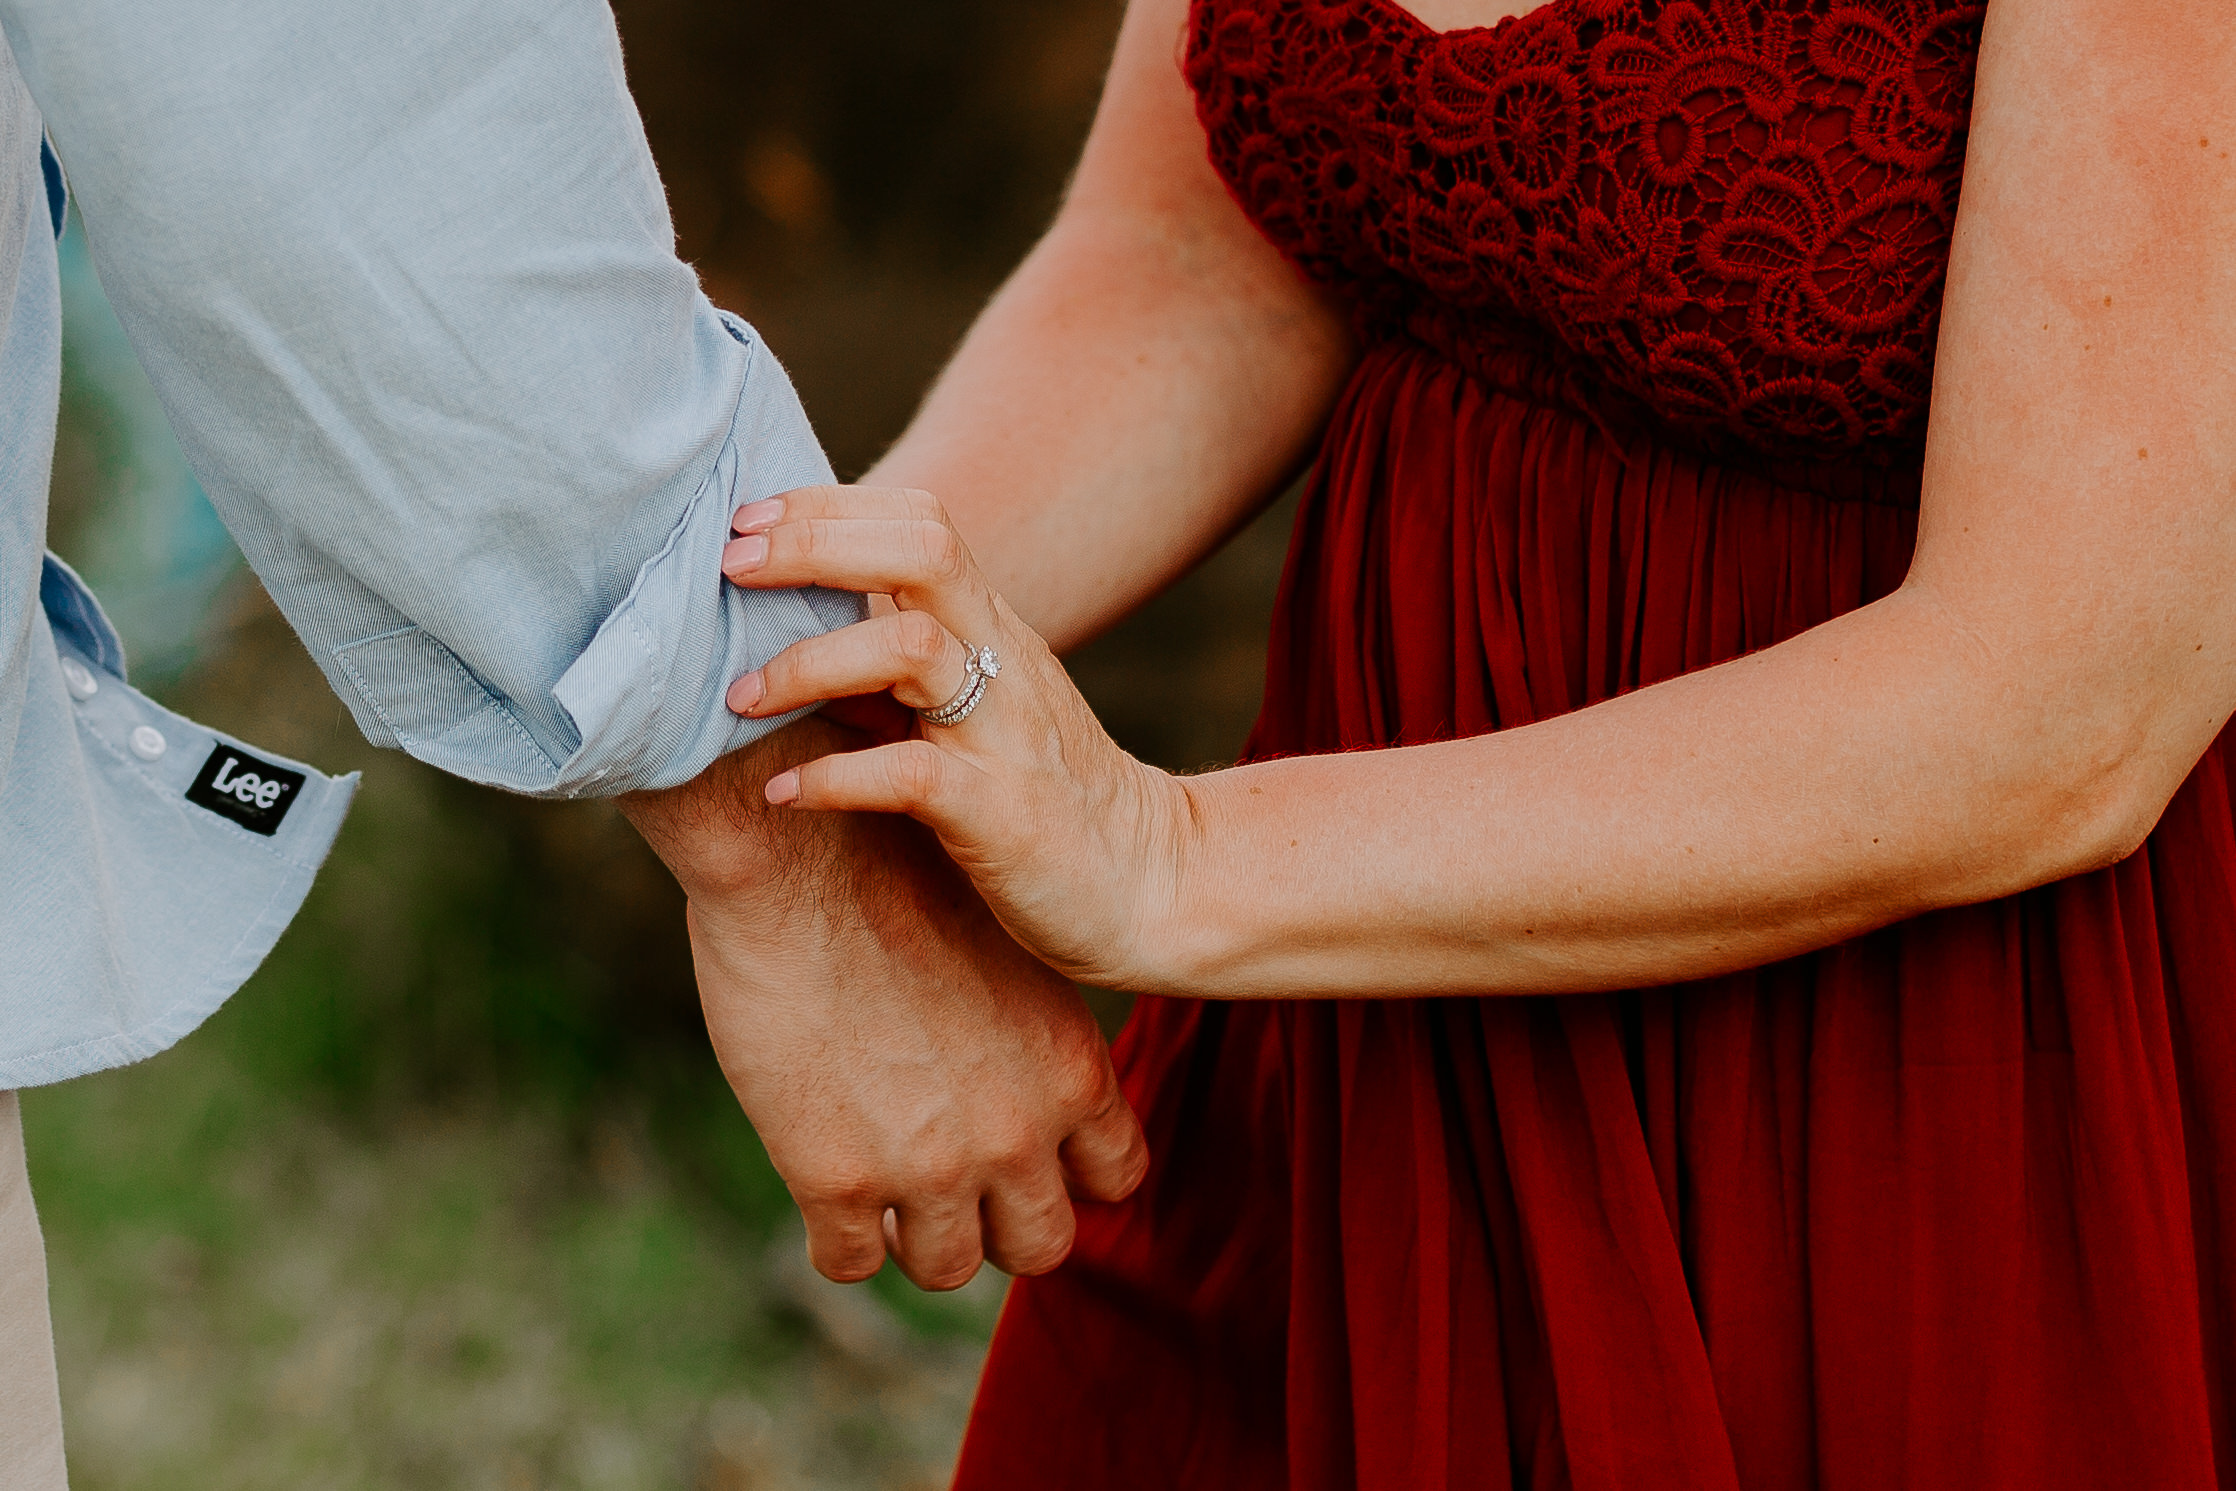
[0,1,863,1087]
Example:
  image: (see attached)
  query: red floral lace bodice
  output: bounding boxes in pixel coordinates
[1185,0,1986,469]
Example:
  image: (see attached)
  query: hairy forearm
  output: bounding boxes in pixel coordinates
[620,716,861,903]
[1152,585,2204,1000]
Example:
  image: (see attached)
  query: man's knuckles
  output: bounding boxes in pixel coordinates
[1036,1012,1120,1115]
[896,1153,974,1199]
[985,1183,1078,1274]
[1107,1130,1152,1198]
[791,1165,885,1215]
[973,1124,1056,1186]
[813,1252,886,1285]
[888,1202,990,1292]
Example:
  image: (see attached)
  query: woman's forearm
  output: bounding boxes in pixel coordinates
[1152,584,2200,999]
[865,211,1349,651]
[1138,0,2236,1001]
[748,0,2236,1008]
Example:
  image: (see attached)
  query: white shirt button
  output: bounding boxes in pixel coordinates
[61,659,98,700]
[129,725,167,762]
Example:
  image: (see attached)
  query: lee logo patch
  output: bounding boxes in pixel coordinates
[186,745,305,836]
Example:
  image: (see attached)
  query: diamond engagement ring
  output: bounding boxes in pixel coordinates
[918,642,1001,727]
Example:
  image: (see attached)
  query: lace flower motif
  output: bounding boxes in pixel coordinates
[1187,0,1988,464]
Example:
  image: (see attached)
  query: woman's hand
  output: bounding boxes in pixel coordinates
[719,486,1195,990]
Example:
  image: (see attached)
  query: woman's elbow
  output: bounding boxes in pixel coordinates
[2025,734,2185,883]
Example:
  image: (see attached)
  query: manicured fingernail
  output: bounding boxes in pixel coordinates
[732,497,784,534]
[722,534,768,577]
[765,769,801,806]
[727,670,765,715]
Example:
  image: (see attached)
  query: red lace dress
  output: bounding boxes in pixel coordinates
[956,1,2236,1486]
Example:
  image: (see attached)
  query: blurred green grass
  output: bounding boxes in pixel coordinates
[31,1024,1003,1489]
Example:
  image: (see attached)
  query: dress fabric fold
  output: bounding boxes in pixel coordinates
[955,0,2236,1479]
[955,345,2236,1489]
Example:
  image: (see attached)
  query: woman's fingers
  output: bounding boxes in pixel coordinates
[768,741,941,814]
[733,609,972,718]
[766,742,989,843]
[730,484,944,537]
[723,513,1000,640]
[723,515,974,601]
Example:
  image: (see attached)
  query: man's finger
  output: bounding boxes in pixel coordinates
[979,1173,1078,1278]
[1060,1098,1151,1204]
[884,1199,987,1292]
[801,1202,890,1284]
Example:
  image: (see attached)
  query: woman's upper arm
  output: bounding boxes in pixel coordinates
[1062,0,1313,297]
[884,0,1352,647]
[1908,0,2236,832]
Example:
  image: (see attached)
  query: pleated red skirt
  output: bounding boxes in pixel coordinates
[953,342,2236,1490]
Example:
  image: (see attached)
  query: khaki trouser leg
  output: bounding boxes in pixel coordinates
[0,1093,65,1490]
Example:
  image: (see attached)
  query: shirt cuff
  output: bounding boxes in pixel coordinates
[326,317,865,799]
[549,318,865,796]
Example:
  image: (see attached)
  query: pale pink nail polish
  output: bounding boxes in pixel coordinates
[765,769,801,806]
[733,497,785,534]
[727,671,765,715]
[722,534,769,576]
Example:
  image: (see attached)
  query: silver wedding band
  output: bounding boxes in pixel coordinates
[918,642,1001,727]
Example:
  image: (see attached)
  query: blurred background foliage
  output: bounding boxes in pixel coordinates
[26,0,1299,1486]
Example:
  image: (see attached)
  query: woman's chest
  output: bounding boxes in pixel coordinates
[1389,0,1542,33]
[1184,0,1988,460]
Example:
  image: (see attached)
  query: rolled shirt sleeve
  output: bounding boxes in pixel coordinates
[0,0,862,796]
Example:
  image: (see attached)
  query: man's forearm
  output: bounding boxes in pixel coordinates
[620,716,860,905]
[21,0,851,800]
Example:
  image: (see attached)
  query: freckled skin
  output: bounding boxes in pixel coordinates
[772,0,2236,1000]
